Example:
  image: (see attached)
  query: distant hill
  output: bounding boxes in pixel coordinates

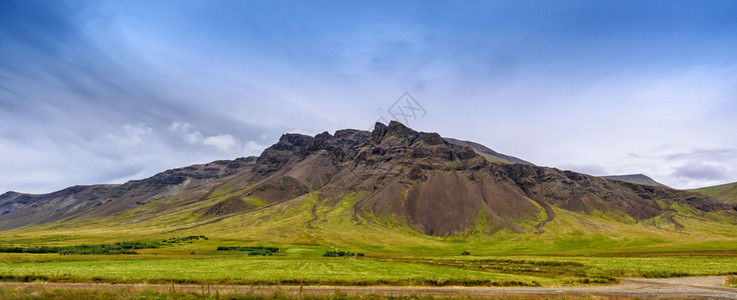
[443,138,532,165]
[601,174,668,188]
[0,121,734,239]
[692,182,737,206]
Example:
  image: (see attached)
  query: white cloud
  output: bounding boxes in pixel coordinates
[103,124,153,146]
[672,161,729,181]
[167,121,264,155]
[0,121,271,194]
[202,134,239,153]
[243,141,266,156]
[168,122,204,145]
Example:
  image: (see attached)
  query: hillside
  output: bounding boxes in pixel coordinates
[601,174,668,187]
[443,138,532,165]
[0,158,255,230]
[692,181,737,206]
[0,121,735,248]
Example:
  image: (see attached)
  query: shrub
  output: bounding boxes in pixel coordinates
[216,246,280,256]
[323,250,355,257]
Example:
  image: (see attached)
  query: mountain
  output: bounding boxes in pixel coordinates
[443,138,532,165]
[601,174,668,188]
[692,182,737,206]
[0,121,734,238]
[0,158,255,230]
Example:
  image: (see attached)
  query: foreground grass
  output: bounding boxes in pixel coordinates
[0,255,554,286]
[2,251,737,287]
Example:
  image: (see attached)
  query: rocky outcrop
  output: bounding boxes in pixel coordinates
[255,134,314,178]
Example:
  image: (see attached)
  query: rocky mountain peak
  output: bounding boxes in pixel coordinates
[0,191,21,199]
[371,122,388,142]
[334,129,366,139]
[370,121,422,147]
[255,133,315,176]
[386,120,418,138]
[276,133,314,150]
[307,131,333,151]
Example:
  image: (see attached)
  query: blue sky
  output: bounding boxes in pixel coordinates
[1,0,737,193]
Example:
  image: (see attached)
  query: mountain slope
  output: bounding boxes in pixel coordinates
[601,174,668,188]
[692,181,737,206]
[443,138,532,165]
[0,158,256,229]
[0,121,734,239]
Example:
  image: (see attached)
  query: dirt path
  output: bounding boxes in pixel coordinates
[0,276,735,299]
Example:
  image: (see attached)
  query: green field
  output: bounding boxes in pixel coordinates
[1,251,737,287]
[0,254,548,286]
[1,239,737,287]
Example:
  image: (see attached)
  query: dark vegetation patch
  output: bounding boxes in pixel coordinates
[323,250,364,257]
[597,268,698,279]
[0,236,207,255]
[640,271,693,278]
[0,242,154,255]
[162,236,208,244]
[217,246,280,256]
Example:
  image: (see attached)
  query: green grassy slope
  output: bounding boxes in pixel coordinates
[2,187,737,256]
[692,182,737,205]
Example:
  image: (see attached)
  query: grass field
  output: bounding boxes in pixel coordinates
[1,245,737,288]
[0,254,550,286]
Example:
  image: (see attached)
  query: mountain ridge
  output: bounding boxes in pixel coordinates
[692,181,737,206]
[0,121,734,237]
[601,174,668,188]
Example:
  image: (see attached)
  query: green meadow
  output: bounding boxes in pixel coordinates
[1,248,737,287]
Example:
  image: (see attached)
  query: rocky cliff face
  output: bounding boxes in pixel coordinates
[1,121,733,235]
